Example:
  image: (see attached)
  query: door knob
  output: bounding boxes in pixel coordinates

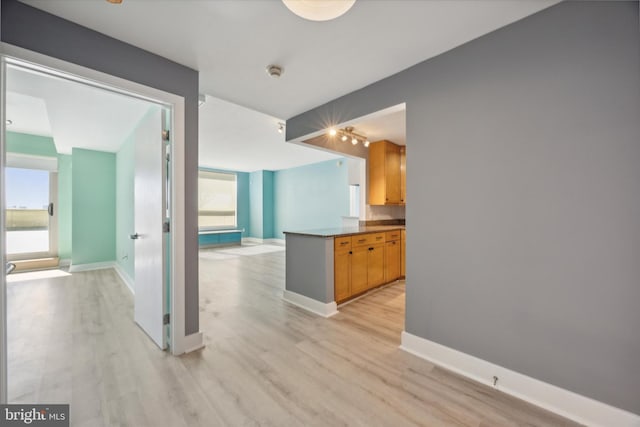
[129,233,140,240]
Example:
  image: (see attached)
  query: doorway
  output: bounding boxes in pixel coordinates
[5,166,58,267]
[0,54,184,403]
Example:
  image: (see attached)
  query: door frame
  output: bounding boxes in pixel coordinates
[0,43,190,401]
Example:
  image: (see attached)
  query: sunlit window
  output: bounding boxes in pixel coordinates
[198,170,237,229]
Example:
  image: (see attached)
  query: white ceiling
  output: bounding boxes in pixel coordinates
[350,109,406,146]
[199,96,339,172]
[21,0,559,120]
[14,0,558,171]
[6,66,152,154]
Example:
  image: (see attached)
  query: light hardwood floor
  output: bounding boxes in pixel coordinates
[6,245,581,426]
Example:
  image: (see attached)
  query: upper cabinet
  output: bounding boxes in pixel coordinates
[368,140,405,205]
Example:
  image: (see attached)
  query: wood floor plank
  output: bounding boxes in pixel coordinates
[6,244,581,426]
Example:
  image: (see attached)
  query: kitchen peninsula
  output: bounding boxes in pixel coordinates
[283,225,405,317]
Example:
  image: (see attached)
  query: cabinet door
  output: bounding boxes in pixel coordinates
[351,245,369,295]
[385,240,401,282]
[334,248,352,303]
[368,142,386,205]
[367,244,386,288]
[385,143,401,204]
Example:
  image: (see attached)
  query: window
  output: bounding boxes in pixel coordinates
[198,170,237,229]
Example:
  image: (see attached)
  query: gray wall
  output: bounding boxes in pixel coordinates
[1,0,200,335]
[287,1,640,414]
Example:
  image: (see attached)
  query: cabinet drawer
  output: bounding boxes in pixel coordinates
[334,236,352,250]
[352,232,386,247]
[385,230,401,241]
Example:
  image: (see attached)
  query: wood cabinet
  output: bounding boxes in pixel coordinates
[333,230,404,303]
[368,140,404,205]
[385,231,401,282]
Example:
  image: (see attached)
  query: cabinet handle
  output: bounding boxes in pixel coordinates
[341,241,349,245]
[358,239,366,243]
[349,251,352,255]
[369,247,374,251]
[376,236,383,240]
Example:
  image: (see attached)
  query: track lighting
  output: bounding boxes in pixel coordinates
[277,122,285,134]
[327,126,370,148]
[5,119,12,126]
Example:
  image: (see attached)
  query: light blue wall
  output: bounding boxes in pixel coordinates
[273,159,349,238]
[116,134,135,279]
[57,154,72,260]
[71,148,116,265]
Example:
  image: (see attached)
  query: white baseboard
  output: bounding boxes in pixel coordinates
[69,261,115,273]
[400,331,640,427]
[182,331,204,354]
[242,237,264,244]
[265,238,285,246]
[242,237,286,246]
[282,290,338,318]
[113,263,135,295]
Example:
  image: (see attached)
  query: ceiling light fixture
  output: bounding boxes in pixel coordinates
[277,122,285,134]
[266,64,284,78]
[5,119,12,126]
[328,126,369,147]
[106,0,123,4]
[282,0,356,22]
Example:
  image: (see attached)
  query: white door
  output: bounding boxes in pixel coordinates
[132,106,168,349]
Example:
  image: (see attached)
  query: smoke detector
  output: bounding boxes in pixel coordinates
[266,64,284,78]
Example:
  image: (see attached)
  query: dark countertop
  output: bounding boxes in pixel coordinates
[283,225,405,238]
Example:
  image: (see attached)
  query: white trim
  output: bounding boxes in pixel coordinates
[0,43,188,357]
[266,238,286,246]
[68,261,115,273]
[0,52,8,404]
[400,331,640,427]
[182,332,204,353]
[242,237,264,244]
[282,290,338,318]
[6,152,58,171]
[113,263,135,295]
[241,237,286,246]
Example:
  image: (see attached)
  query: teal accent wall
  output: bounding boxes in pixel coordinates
[273,159,349,238]
[116,135,135,279]
[249,170,275,239]
[249,170,264,238]
[237,172,250,237]
[71,148,116,265]
[263,171,274,239]
[6,131,57,157]
[57,154,72,259]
